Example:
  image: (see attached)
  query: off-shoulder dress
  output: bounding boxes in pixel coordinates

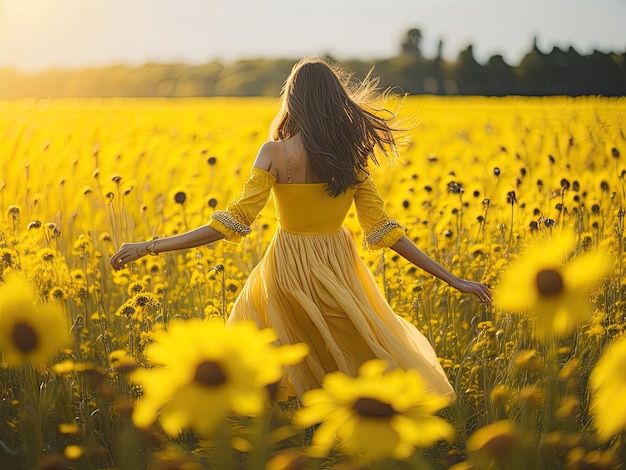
[208,165,455,401]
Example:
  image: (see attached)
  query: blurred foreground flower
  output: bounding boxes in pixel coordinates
[131,318,308,438]
[466,420,521,463]
[494,231,609,338]
[0,273,69,368]
[292,359,454,461]
[589,335,626,443]
[565,446,618,470]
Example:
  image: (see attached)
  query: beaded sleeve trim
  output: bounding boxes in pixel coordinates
[366,219,402,244]
[211,210,252,236]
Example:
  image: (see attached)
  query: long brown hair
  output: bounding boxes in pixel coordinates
[270,56,407,197]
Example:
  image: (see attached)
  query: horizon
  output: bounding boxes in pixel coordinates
[0,0,624,73]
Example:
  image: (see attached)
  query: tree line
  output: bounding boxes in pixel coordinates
[1,30,624,98]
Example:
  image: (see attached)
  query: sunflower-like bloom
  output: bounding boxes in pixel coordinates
[589,335,626,443]
[466,420,521,461]
[131,318,308,438]
[0,273,69,368]
[494,231,609,338]
[292,359,455,461]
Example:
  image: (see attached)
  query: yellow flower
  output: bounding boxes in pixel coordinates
[203,304,221,319]
[225,279,243,297]
[589,335,626,443]
[149,447,205,470]
[52,359,77,374]
[115,302,136,318]
[51,359,96,375]
[109,349,139,373]
[565,447,618,470]
[556,396,580,420]
[490,384,511,406]
[49,286,68,301]
[130,292,160,309]
[292,359,455,461]
[128,280,148,295]
[64,444,84,460]
[59,422,82,434]
[265,449,307,470]
[558,358,581,383]
[0,273,69,368]
[516,385,544,408]
[466,420,520,461]
[541,431,581,451]
[131,318,307,438]
[494,231,609,338]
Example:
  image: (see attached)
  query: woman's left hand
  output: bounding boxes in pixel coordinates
[452,278,493,305]
[110,242,149,270]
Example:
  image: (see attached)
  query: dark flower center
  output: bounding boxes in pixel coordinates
[479,433,519,459]
[353,397,396,418]
[194,361,227,387]
[133,295,150,307]
[12,322,39,353]
[174,192,187,204]
[535,269,564,296]
[120,305,135,317]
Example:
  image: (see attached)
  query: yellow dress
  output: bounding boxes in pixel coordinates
[208,168,456,400]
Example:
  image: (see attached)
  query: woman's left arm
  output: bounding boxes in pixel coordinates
[390,235,492,305]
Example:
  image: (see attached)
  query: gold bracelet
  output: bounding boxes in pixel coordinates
[146,236,159,256]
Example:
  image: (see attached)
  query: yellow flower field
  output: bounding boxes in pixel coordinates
[0,96,625,469]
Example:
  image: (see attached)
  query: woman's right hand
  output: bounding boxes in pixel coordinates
[110,242,149,270]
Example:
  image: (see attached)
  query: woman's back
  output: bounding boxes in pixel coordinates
[270,135,355,235]
[275,135,322,185]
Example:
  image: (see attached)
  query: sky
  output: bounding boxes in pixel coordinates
[0,0,624,73]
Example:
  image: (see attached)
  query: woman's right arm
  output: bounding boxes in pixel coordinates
[110,143,279,271]
[143,225,226,254]
[110,226,225,270]
[152,226,225,252]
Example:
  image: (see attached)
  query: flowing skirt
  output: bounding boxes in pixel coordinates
[227,227,456,401]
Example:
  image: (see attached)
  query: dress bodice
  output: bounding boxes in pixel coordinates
[272,183,356,235]
[207,167,404,250]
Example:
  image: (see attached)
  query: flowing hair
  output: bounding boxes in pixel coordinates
[270,56,408,197]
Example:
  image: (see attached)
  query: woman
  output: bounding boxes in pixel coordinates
[110,56,492,400]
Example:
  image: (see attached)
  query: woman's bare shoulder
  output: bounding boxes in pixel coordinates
[253,141,282,177]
